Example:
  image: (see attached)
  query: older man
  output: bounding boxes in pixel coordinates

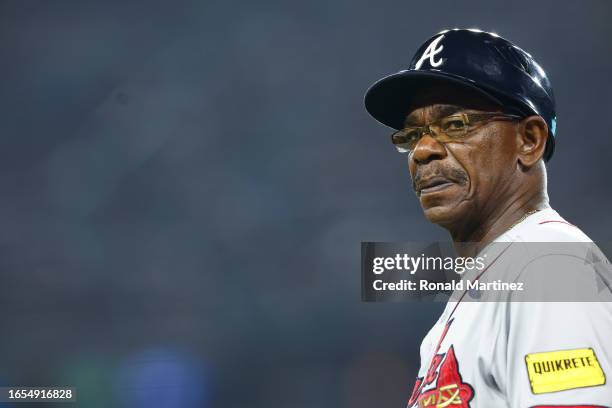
[365,29,611,407]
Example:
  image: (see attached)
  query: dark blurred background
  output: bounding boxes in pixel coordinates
[0,0,610,407]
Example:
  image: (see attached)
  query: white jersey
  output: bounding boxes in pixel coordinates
[408,208,612,407]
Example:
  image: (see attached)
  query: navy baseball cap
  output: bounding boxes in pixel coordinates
[364,28,557,161]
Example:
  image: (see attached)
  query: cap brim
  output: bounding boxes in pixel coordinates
[364,70,506,130]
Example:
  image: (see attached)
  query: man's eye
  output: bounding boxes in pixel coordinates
[405,129,421,140]
[442,119,467,132]
[393,129,420,144]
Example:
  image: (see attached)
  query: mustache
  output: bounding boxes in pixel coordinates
[412,167,469,192]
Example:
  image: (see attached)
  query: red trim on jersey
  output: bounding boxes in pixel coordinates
[538,220,576,227]
[432,318,453,357]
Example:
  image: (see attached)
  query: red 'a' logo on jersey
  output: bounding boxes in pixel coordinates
[408,320,474,407]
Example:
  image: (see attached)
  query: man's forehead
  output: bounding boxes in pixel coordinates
[402,83,504,126]
[404,104,463,126]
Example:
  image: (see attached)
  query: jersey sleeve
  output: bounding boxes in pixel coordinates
[505,254,612,407]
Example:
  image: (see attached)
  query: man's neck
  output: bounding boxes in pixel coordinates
[450,191,549,257]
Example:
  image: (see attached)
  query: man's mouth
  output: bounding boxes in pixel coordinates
[416,177,455,195]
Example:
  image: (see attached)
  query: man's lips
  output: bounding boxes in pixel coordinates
[416,177,455,195]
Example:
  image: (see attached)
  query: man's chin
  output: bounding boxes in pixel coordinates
[421,203,465,227]
[418,184,469,226]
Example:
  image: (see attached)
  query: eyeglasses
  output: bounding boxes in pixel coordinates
[391,112,523,153]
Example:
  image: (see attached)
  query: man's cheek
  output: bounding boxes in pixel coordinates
[408,161,417,179]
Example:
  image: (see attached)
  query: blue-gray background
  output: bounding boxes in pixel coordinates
[0,0,610,407]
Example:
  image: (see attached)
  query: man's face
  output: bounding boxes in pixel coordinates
[406,93,519,228]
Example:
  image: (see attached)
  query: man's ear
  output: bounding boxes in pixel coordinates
[516,115,548,168]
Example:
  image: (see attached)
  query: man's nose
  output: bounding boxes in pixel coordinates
[411,134,447,165]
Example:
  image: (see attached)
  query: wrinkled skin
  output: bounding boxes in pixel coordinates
[403,85,550,246]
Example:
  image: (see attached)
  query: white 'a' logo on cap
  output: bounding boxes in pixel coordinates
[414,34,445,69]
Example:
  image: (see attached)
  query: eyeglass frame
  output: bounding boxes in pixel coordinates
[391,111,524,154]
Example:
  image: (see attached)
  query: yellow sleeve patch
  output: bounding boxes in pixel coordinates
[524,348,606,394]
